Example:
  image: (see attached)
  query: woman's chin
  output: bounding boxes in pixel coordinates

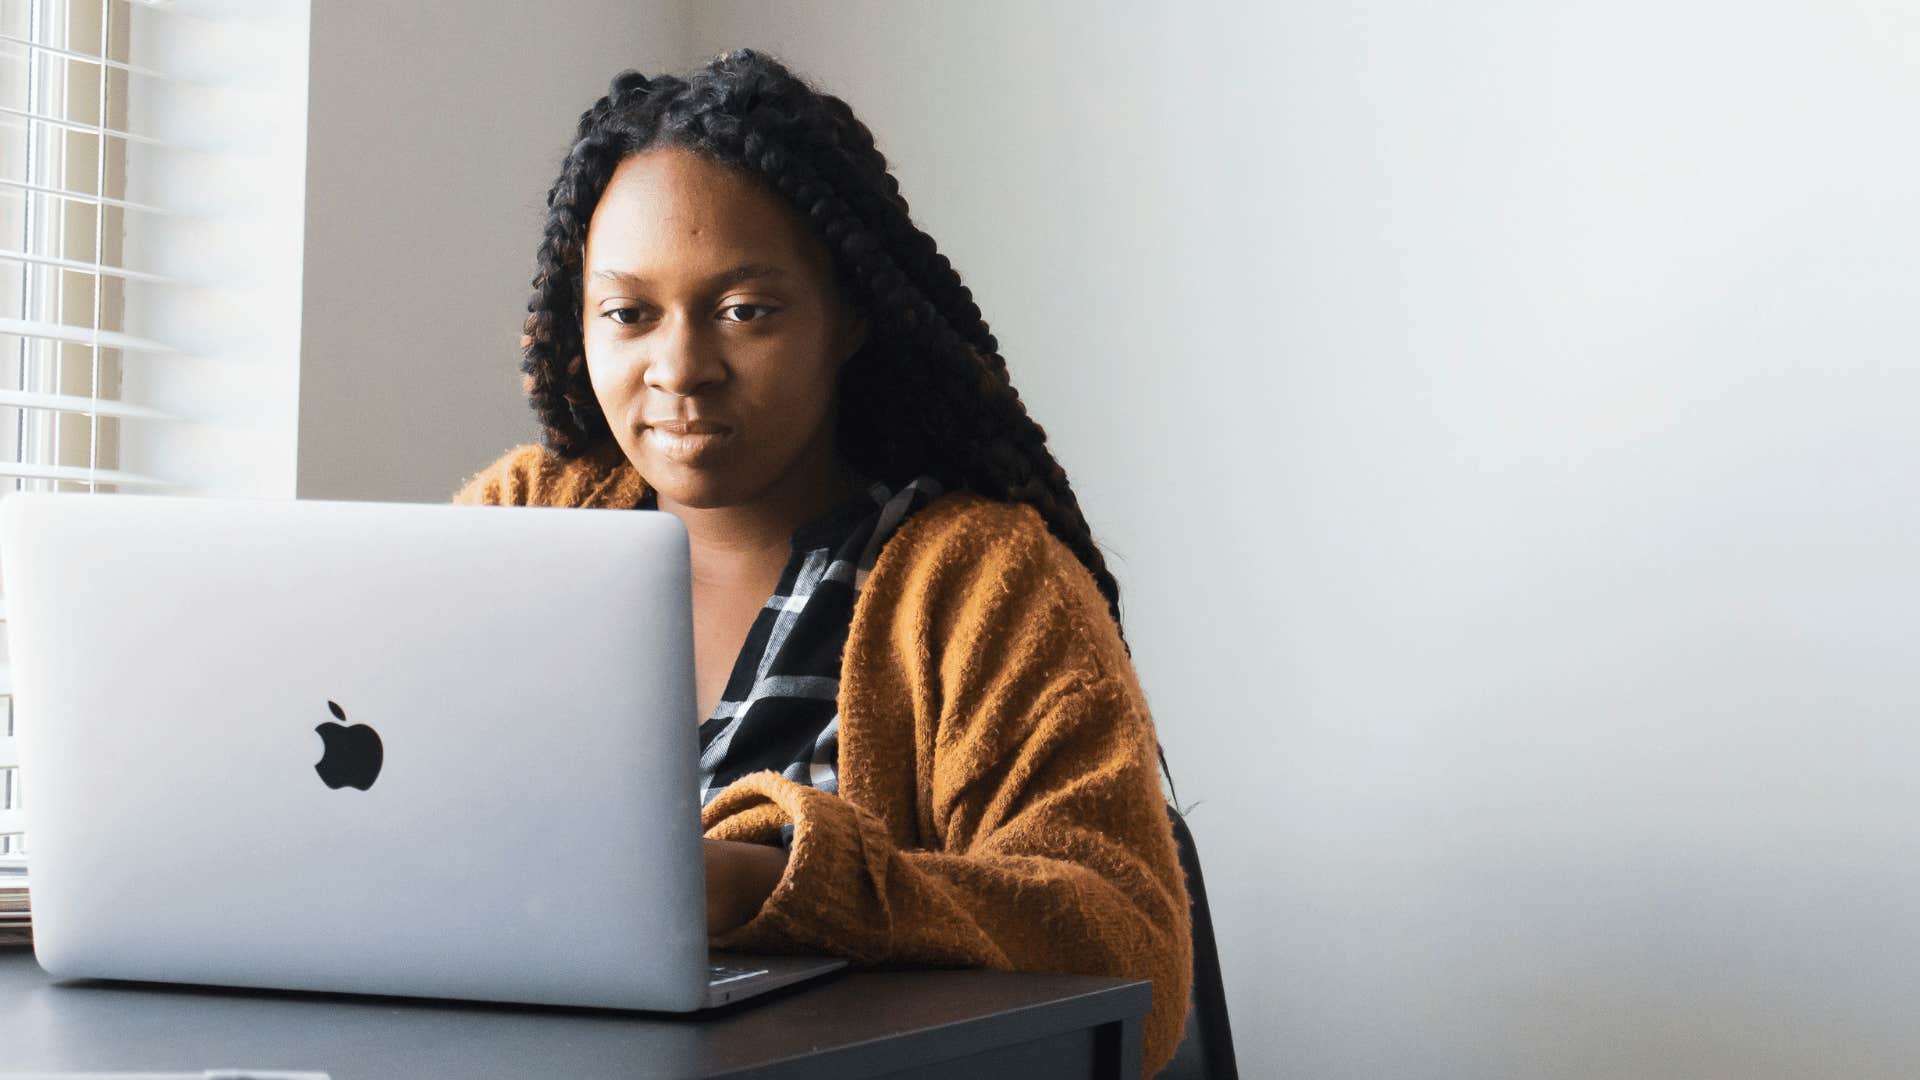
[617,436,735,509]
[639,463,749,511]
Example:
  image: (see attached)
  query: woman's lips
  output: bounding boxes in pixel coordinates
[648,419,728,436]
[643,420,734,465]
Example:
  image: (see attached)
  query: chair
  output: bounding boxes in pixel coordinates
[1158,804,1240,1080]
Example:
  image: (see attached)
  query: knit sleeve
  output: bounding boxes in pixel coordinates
[451,441,647,510]
[701,505,1194,1079]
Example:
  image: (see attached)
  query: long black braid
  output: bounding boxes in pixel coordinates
[520,51,1179,802]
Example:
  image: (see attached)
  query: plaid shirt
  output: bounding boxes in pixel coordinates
[682,475,943,844]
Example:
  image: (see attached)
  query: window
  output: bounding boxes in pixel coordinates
[1,0,142,497]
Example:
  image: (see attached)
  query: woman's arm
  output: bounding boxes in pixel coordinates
[703,680,1189,1075]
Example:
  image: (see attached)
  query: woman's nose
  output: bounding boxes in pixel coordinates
[644,312,726,396]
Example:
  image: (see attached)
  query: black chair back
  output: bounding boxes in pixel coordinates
[1159,805,1239,1079]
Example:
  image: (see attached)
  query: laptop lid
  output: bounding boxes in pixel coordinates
[0,492,712,1011]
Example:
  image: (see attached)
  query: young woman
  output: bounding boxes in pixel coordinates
[454,50,1192,1076]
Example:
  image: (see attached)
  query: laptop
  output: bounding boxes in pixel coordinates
[0,492,845,1010]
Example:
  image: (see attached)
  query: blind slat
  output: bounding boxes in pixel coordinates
[0,318,181,355]
[0,248,179,285]
[0,389,177,422]
[0,104,189,151]
[0,462,172,487]
[0,810,22,836]
[0,32,187,82]
[0,177,180,217]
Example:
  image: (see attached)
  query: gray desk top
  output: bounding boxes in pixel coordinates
[0,947,1151,1079]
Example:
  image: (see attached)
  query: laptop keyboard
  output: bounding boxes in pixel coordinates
[708,962,771,986]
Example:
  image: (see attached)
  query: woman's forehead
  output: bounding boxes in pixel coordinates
[585,147,822,284]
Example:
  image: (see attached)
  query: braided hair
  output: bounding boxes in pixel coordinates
[525,50,1130,636]
[522,52,1178,798]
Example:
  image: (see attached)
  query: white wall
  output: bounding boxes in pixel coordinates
[296,1,691,501]
[681,4,1920,1077]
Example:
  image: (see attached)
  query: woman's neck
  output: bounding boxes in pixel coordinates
[656,453,867,590]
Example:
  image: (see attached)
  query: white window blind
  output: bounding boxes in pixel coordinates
[0,0,201,856]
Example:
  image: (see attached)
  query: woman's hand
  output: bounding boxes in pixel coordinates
[703,837,789,936]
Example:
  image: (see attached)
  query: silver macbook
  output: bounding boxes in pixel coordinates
[0,492,844,1010]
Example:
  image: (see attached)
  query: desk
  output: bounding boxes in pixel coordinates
[0,948,1149,1078]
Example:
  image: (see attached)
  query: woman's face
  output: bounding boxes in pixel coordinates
[580,145,865,510]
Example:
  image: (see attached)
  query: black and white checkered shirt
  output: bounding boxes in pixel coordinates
[674,475,942,841]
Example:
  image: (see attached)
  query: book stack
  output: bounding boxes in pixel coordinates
[0,855,27,947]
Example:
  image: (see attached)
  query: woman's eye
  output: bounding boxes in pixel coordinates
[603,307,642,326]
[721,303,775,323]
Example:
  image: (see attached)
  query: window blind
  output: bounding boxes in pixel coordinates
[0,0,190,857]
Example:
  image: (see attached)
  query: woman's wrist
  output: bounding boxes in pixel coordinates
[704,836,790,935]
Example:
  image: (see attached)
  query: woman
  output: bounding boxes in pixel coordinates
[454,50,1192,1076]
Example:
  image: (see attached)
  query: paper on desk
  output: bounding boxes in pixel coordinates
[0,859,28,944]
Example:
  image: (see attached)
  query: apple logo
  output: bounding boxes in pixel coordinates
[314,700,383,791]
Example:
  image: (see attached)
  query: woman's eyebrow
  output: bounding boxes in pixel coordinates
[589,263,790,292]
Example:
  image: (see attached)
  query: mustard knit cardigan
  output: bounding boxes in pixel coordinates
[453,441,1193,1077]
